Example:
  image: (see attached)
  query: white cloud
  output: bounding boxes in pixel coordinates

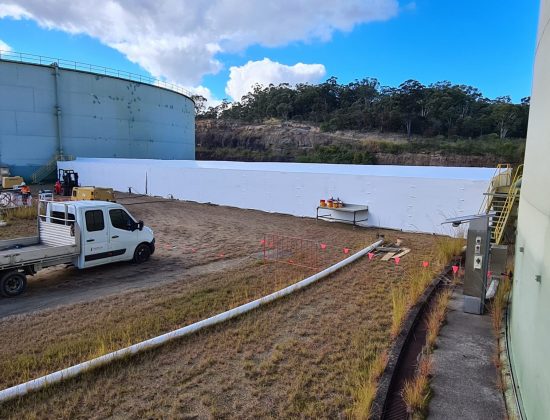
[0,0,399,88]
[186,85,223,108]
[226,58,326,101]
[0,38,12,52]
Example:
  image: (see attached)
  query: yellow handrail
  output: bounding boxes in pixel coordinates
[479,163,512,214]
[492,164,523,244]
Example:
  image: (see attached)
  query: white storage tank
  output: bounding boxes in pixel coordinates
[0,55,195,179]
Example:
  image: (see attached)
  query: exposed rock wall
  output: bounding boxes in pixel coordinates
[196,119,506,167]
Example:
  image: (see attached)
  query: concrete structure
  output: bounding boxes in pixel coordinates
[508,1,550,418]
[0,56,195,179]
[429,287,505,419]
[58,158,493,234]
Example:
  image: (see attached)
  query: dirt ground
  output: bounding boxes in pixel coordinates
[1,193,381,318]
[0,195,443,418]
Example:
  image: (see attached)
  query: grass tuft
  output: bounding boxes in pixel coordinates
[425,289,452,350]
[434,236,464,266]
[1,206,37,222]
[391,288,408,338]
[402,355,432,415]
[402,288,452,418]
[349,350,388,419]
[491,276,512,334]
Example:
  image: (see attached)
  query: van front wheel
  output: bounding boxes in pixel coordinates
[133,243,151,264]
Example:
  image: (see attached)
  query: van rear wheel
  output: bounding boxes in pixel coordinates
[0,271,27,297]
[133,243,151,264]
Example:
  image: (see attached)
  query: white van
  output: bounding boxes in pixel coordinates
[0,200,155,297]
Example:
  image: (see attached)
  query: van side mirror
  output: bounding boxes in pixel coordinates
[138,221,144,231]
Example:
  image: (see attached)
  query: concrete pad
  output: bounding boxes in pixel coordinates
[428,287,505,419]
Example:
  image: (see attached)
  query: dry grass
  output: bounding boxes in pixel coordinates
[2,205,37,221]
[491,276,512,334]
[402,355,432,416]
[401,288,453,418]
[434,236,465,266]
[388,234,459,342]
[0,198,446,418]
[0,243,442,418]
[349,350,388,419]
[390,266,438,338]
[0,234,443,418]
[426,289,452,350]
[391,287,409,337]
[0,262,309,390]
[407,267,436,304]
[490,274,512,395]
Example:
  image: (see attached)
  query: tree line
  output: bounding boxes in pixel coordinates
[194,77,529,140]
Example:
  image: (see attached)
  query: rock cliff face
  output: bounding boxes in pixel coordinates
[195,119,505,167]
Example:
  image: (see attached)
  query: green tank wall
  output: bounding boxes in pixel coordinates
[509,1,550,418]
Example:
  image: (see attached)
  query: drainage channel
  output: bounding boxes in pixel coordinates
[383,291,437,419]
[371,265,453,420]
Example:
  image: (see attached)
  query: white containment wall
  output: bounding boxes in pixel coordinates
[0,59,195,178]
[59,158,493,234]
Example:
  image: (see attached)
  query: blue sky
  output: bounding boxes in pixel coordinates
[0,0,540,104]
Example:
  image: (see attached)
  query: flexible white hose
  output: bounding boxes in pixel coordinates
[0,239,382,403]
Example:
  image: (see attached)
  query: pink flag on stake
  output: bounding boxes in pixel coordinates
[320,243,327,250]
[260,239,266,245]
[368,252,375,260]
[487,271,492,278]
[452,265,459,274]
[343,248,350,254]
[394,257,401,265]
[422,261,429,268]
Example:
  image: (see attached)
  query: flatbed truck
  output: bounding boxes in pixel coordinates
[0,200,155,297]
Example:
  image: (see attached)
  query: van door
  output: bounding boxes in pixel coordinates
[108,208,139,262]
[82,208,112,267]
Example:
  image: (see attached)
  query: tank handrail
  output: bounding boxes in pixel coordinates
[0,49,193,99]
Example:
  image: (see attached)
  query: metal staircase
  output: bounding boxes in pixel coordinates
[479,164,512,214]
[491,165,523,244]
[481,164,523,245]
[31,154,74,184]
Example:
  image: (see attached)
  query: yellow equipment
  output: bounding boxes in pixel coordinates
[2,176,24,189]
[71,186,115,202]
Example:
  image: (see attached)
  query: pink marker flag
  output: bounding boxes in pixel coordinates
[487,271,492,278]
[394,257,401,265]
[343,248,350,254]
[452,265,459,274]
[422,261,429,268]
[368,252,375,260]
[320,243,327,250]
[260,239,266,245]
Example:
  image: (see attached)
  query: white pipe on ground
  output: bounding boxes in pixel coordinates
[0,239,382,403]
